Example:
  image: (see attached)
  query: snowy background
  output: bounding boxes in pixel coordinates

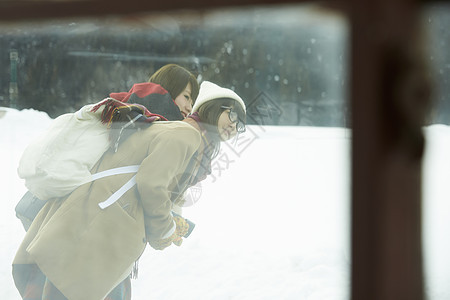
[1,107,449,299]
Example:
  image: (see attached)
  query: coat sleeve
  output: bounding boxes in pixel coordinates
[135,124,202,240]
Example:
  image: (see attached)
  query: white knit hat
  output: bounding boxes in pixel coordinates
[192,81,246,113]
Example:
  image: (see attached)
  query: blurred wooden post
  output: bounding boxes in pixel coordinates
[350,0,429,299]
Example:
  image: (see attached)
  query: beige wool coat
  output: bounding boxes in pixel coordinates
[13,120,204,300]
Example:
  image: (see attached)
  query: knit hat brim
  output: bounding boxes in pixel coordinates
[192,81,246,113]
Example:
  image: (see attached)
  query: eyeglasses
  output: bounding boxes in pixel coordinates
[221,106,246,133]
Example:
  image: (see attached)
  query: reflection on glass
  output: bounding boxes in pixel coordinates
[0,4,350,299]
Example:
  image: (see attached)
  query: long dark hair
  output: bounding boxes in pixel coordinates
[148,64,199,103]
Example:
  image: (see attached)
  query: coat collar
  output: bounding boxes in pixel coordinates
[183,112,203,132]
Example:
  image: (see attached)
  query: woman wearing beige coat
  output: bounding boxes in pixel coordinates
[12,81,246,300]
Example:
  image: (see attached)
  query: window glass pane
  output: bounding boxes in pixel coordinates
[422,4,450,299]
[0,4,350,299]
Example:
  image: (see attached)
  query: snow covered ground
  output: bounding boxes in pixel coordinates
[1,107,449,299]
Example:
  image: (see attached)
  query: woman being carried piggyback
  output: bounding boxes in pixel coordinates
[12,80,246,300]
[15,63,199,228]
[108,63,198,122]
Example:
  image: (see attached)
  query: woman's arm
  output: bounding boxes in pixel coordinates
[135,124,201,241]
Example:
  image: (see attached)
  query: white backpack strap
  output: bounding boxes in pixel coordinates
[91,165,140,181]
[90,165,140,210]
[98,175,137,209]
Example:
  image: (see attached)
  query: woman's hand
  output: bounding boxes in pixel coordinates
[148,216,190,250]
[172,216,189,246]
